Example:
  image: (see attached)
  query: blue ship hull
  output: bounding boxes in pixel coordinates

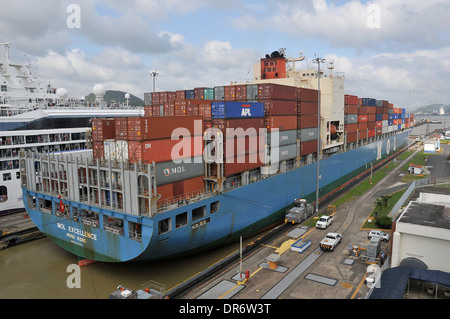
[22,130,411,262]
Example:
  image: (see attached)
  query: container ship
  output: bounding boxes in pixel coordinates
[20,50,414,262]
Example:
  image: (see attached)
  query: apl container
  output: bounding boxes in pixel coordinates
[211,101,264,119]
[155,156,204,186]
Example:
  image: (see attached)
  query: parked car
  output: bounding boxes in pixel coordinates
[316,215,333,229]
[368,230,390,242]
[320,232,342,251]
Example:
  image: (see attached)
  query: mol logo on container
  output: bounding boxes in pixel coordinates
[163,166,186,177]
[241,104,252,117]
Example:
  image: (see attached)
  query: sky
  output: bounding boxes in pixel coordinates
[1,0,449,109]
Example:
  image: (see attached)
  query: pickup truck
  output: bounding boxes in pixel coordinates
[316,215,333,229]
[319,232,342,251]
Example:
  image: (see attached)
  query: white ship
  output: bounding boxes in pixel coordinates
[0,43,143,215]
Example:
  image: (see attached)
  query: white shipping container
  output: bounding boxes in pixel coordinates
[382,120,388,127]
[104,139,116,160]
[115,140,129,162]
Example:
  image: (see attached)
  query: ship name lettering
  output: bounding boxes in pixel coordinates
[67,226,98,241]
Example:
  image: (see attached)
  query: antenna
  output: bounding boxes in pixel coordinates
[327,59,335,75]
[149,70,158,93]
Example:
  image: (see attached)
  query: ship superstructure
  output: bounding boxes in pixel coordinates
[20,50,414,262]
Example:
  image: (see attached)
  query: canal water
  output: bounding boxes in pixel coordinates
[1,115,448,299]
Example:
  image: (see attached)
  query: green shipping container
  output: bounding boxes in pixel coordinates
[204,88,215,100]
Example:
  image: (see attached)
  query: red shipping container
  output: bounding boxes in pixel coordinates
[128,136,203,164]
[376,128,382,135]
[224,85,236,101]
[176,90,185,100]
[223,152,264,176]
[212,118,265,138]
[300,140,317,156]
[151,92,160,104]
[175,100,187,116]
[203,120,212,132]
[393,108,400,114]
[264,100,298,115]
[297,114,318,129]
[344,104,358,114]
[259,83,297,101]
[194,87,206,100]
[93,141,104,159]
[298,101,319,114]
[368,129,375,138]
[388,103,394,109]
[164,103,175,117]
[127,116,203,141]
[152,105,160,116]
[347,132,357,143]
[367,106,376,114]
[368,121,375,129]
[115,117,128,139]
[375,121,383,128]
[159,91,168,103]
[345,123,358,133]
[297,87,317,102]
[92,118,115,141]
[358,130,367,140]
[368,114,376,122]
[157,176,205,206]
[198,103,212,120]
[168,91,176,102]
[358,122,368,131]
[144,106,153,117]
[235,84,247,101]
[382,114,388,120]
[358,107,367,115]
[358,115,368,122]
[186,104,199,116]
[223,135,265,159]
[265,115,297,132]
[344,94,359,105]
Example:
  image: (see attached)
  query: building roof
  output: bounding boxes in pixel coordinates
[397,201,450,230]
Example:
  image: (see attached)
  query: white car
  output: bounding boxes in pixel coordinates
[316,215,333,229]
[368,230,390,242]
[320,232,342,251]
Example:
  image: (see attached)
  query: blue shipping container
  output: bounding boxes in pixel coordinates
[362,98,376,106]
[211,101,264,119]
[393,114,399,119]
[375,114,383,121]
[398,124,402,130]
[388,114,394,120]
[185,90,195,99]
[388,120,394,126]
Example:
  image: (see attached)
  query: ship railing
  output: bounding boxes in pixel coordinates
[81,217,99,228]
[156,188,210,213]
[128,231,142,242]
[104,224,123,236]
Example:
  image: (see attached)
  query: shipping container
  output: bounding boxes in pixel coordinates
[344,104,358,114]
[115,117,128,139]
[223,152,264,177]
[211,101,264,119]
[375,113,383,121]
[194,87,206,100]
[259,83,297,101]
[175,100,187,116]
[115,140,128,162]
[235,84,247,101]
[358,130,367,140]
[298,101,319,114]
[267,143,297,163]
[151,92,160,104]
[347,132,357,143]
[376,128,382,135]
[93,141,104,159]
[224,85,236,101]
[299,140,317,156]
[185,90,195,100]
[297,87,318,102]
[144,92,152,105]
[368,121,375,129]
[263,99,298,115]
[344,94,359,105]
[345,114,358,124]
[361,98,376,106]
[345,123,358,134]
[297,114,318,129]
[246,84,259,101]
[358,115,368,122]
[358,122,368,131]
[104,139,116,161]
[128,136,203,164]
[164,103,175,117]
[127,116,203,141]
[358,107,367,115]
[155,156,204,186]
[368,129,375,138]
[157,176,205,205]
[214,86,225,100]
[368,114,376,122]
[375,121,383,128]
[268,129,297,146]
[298,127,318,142]
[176,90,185,100]
[265,115,297,132]
[211,118,265,138]
[198,102,212,120]
[223,135,265,159]
[204,88,214,100]
[144,106,152,117]
[92,118,116,141]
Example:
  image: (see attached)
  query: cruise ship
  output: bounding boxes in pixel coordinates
[0,43,143,215]
[20,49,414,262]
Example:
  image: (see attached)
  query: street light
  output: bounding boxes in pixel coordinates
[313,57,325,216]
[149,70,158,93]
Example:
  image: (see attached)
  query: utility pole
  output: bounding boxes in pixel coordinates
[313,57,325,216]
[150,70,158,92]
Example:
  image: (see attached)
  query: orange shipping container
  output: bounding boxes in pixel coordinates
[265,115,297,132]
[358,115,368,122]
[300,140,317,156]
[345,123,358,133]
[92,118,115,141]
[297,114,318,129]
[115,117,128,139]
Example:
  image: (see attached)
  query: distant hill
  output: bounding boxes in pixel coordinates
[85,90,144,106]
[412,104,450,114]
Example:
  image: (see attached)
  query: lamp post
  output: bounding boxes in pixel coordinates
[150,70,158,93]
[313,57,325,216]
